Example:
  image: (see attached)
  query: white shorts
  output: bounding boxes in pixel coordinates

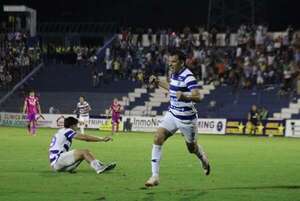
[52,150,82,172]
[79,115,89,125]
[159,111,198,143]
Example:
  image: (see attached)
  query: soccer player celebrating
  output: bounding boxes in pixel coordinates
[109,98,122,134]
[49,117,116,174]
[75,96,91,134]
[145,50,210,187]
[22,90,42,135]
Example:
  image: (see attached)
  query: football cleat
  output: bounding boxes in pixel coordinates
[145,176,160,187]
[201,153,211,176]
[97,162,117,174]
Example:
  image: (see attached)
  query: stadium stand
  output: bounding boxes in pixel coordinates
[1,23,300,120]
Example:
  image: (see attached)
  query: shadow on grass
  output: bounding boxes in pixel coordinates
[208,185,300,191]
[137,185,300,201]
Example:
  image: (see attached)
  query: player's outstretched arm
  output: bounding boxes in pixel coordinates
[74,134,112,142]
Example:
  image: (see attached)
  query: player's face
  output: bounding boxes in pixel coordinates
[29,92,35,97]
[79,97,84,103]
[168,55,182,73]
[71,124,78,131]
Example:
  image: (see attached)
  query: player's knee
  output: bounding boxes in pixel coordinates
[154,132,165,145]
[83,149,90,154]
[79,149,90,155]
[187,146,195,154]
[187,144,196,154]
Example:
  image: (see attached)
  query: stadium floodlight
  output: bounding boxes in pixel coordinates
[3,5,36,36]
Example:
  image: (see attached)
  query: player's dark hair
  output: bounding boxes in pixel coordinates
[64,117,78,128]
[169,49,186,62]
[29,89,35,93]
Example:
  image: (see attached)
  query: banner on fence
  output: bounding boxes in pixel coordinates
[197,119,226,134]
[226,119,285,136]
[285,120,300,137]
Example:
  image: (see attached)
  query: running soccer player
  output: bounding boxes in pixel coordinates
[49,116,116,174]
[109,98,122,134]
[22,90,42,135]
[75,96,91,134]
[145,49,210,187]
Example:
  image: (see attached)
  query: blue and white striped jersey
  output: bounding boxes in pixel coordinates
[49,128,77,166]
[169,67,199,121]
[77,101,90,117]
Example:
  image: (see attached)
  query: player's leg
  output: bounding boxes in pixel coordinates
[116,121,119,132]
[28,114,36,135]
[53,150,84,173]
[26,114,33,135]
[84,117,89,130]
[145,127,172,187]
[31,119,37,135]
[185,141,210,175]
[145,112,177,187]
[111,117,117,134]
[26,122,31,134]
[111,122,115,134]
[179,121,210,176]
[73,149,116,174]
[79,122,85,134]
[78,116,85,134]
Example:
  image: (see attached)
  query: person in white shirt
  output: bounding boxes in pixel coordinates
[74,96,91,134]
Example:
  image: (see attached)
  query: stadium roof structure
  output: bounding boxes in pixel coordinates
[3,5,37,36]
[207,0,266,29]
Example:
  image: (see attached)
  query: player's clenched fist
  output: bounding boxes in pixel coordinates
[176,91,185,101]
[149,75,158,85]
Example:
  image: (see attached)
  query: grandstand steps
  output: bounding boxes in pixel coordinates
[272,99,300,120]
[125,75,215,116]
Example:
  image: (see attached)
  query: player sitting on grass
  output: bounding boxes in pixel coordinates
[49,117,116,174]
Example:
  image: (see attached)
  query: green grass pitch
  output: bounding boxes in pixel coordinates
[0,126,300,201]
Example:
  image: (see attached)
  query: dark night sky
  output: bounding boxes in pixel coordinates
[1,0,300,30]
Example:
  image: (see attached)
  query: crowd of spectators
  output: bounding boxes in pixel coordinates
[44,45,98,65]
[2,25,299,94]
[0,31,42,90]
[101,25,300,96]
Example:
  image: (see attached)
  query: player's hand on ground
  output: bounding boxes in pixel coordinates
[101,136,113,142]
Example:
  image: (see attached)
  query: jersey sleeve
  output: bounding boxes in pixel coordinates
[184,75,199,91]
[64,130,77,141]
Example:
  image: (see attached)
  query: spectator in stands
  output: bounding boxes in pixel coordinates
[248,104,259,135]
[0,30,41,90]
[225,27,231,46]
[258,106,269,121]
[211,27,218,46]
